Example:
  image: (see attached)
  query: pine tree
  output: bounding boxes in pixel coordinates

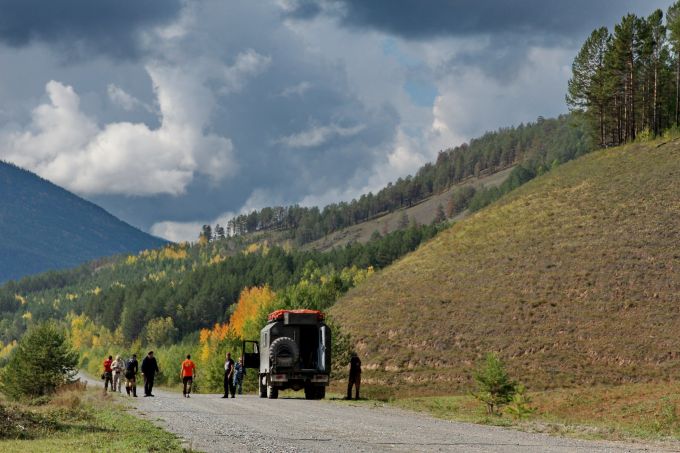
[668,1,680,125]
[397,211,409,230]
[434,203,446,224]
[611,14,643,142]
[567,27,612,146]
[0,322,78,400]
[199,224,212,244]
[446,194,457,217]
[472,353,517,415]
[215,224,226,240]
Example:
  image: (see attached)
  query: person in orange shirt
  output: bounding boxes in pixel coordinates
[180,354,197,398]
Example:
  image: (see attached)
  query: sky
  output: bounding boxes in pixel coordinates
[0,0,672,242]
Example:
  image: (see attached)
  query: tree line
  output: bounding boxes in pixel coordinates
[207,115,589,245]
[568,3,680,146]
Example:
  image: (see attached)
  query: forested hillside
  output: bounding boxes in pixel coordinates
[331,138,680,396]
[0,161,166,283]
[0,221,442,343]
[219,114,590,245]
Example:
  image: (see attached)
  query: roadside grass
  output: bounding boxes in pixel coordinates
[0,385,184,452]
[332,381,680,443]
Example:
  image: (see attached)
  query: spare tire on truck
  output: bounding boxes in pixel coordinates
[269,336,299,368]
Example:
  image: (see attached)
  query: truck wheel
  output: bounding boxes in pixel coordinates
[259,375,267,398]
[315,386,326,400]
[269,337,299,366]
[304,384,314,400]
[267,379,278,399]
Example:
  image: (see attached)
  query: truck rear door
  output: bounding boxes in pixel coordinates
[242,340,260,369]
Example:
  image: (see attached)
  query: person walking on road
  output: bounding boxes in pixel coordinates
[125,354,139,397]
[141,351,160,397]
[222,352,235,398]
[233,356,246,395]
[111,355,125,392]
[180,354,197,398]
[103,355,113,393]
[346,352,362,400]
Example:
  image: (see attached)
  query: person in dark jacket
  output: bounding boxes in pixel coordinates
[346,352,361,400]
[141,351,160,397]
[222,352,235,398]
[125,354,139,397]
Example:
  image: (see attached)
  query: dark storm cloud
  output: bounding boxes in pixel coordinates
[0,0,182,59]
[287,0,670,40]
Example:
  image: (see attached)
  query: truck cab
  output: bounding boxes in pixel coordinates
[243,309,331,399]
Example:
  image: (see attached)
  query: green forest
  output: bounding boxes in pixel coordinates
[567,5,680,146]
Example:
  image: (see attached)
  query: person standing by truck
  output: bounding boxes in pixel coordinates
[346,352,361,400]
[233,356,246,395]
[180,354,196,398]
[141,351,160,397]
[222,352,235,398]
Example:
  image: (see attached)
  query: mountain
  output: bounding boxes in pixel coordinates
[0,161,166,283]
[330,139,680,396]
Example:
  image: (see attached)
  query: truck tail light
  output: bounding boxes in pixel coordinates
[271,374,288,382]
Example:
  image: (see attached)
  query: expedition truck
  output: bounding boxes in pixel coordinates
[242,309,331,399]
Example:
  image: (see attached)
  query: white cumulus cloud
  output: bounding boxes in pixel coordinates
[107,84,154,112]
[276,123,365,148]
[280,81,311,97]
[0,75,235,196]
[221,49,272,94]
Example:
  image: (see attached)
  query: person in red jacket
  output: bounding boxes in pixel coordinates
[103,355,113,392]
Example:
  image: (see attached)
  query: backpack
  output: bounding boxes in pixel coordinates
[125,359,136,374]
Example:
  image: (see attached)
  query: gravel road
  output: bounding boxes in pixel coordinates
[83,375,680,453]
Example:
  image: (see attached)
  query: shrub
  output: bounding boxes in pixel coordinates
[0,322,78,400]
[505,384,536,420]
[472,353,516,415]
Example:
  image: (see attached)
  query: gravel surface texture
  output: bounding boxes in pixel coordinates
[85,376,679,453]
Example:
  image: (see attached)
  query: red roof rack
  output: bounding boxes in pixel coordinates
[268,309,325,322]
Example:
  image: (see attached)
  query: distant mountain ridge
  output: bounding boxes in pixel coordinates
[0,161,166,283]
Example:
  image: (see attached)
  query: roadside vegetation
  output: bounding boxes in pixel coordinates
[390,382,680,443]
[0,387,183,452]
[0,321,182,452]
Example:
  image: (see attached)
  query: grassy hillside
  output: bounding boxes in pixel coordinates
[0,161,166,283]
[331,139,680,395]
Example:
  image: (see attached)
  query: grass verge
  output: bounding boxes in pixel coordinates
[369,382,680,443]
[0,385,184,452]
